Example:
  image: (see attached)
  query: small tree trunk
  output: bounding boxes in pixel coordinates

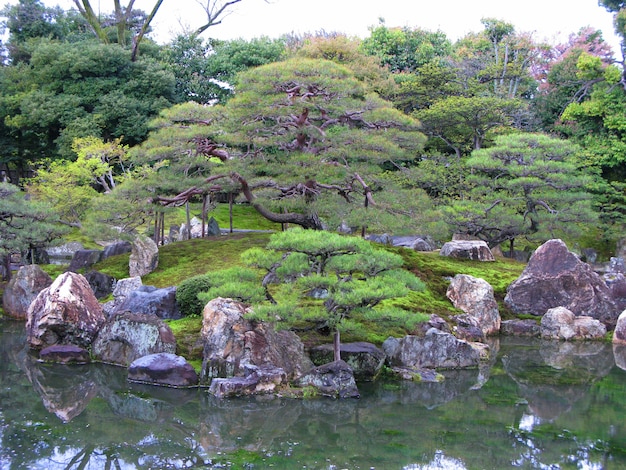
[201,194,208,238]
[160,212,165,245]
[154,214,160,245]
[229,192,234,234]
[333,330,341,362]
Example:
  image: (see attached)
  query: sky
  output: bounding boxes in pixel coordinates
[5,0,623,53]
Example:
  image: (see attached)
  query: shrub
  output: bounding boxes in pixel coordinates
[176,274,213,317]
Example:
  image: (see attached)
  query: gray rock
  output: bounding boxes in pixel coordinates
[26,272,106,350]
[309,342,385,381]
[201,298,313,383]
[128,353,199,388]
[84,270,115,299]
[2,265,52,320]
[540,306,607,340]
[505,239,618,327]
[92,311,177,366]
[206,216,221,236]
[209,365,287,398]
[296,360,360,398]
[613,310,626,345]
[129,235,159,277]
[102,276,143,316]
[67,249,103,273]
[446,274,500,336]
[439,240,495,261]
[115,285,180,319]
[383,329,484,370]
[102,241,132,260]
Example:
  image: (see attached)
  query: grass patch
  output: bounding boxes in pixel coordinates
[165,316,204,363]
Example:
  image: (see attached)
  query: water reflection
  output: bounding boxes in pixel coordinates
[2,321,626,469]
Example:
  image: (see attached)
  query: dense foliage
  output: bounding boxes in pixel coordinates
[1,0,625,268]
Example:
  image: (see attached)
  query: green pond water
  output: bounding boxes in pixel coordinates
[2,320,626,470]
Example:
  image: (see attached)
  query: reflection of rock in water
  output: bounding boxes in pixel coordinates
[612,344,626,371]
[197,396,304,453]
[21,354,97,423]
[370,369,483,409]
[502,338,613,422]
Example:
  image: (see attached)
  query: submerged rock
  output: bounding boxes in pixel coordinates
[296,360,360,398]
[127,353,198,387]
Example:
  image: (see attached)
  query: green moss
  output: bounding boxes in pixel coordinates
[165,316,203,363]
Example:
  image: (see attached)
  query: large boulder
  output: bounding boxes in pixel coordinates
[540,306,607,340]
[114,285,180,320]
[26,272,106,350]
[127,353,199,387]
[309,342,385,381]
[296,360,360,398]
[505,239,618,327]
[200,297,313,382]
[446,274,501,336]
[500,319,540,337]
[439,240,495,261]
[383,329,484,370]
[128,235,159,277]
[2,265,53,320]
[92,311,177,366]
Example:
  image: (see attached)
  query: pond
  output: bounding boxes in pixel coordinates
[2,320,626,469]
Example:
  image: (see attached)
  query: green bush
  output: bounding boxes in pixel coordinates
[176,274,213,317]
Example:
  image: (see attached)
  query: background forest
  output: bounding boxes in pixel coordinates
[3,0,626,277]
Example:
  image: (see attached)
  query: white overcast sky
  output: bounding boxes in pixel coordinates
[6,0,623,53]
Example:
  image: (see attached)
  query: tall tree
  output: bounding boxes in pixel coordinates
[131,57,434,235]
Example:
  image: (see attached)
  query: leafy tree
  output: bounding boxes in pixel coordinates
[237,229,424,361]
[360,21,452,73]
[28,137,129,227]
[444,133,597,252]
[0,182,67,281]
[0,39,175,168]
[163,34,285,104]
[414,95,525,157]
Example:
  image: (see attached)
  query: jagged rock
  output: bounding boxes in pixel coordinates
[209,365,287,398]
[604,272,626,313]
[102,276,143,316]
[452,315,485,342]
[127,353,199,387]
[383,329,484,370]
[92,311,177,366]
[309,342,385,381]
[2,265,52,320]
[67,249,103,273]
[114,285,180,320]
[84,270,115,300]
[129,235,159,277]
[500,319,540,337]
[26,272,106,350]
[296,360,360,398]
[200,298,313,383]
[540,306,607,340]
[101,241,132,260]
[439,240,495,261]
[505,239,618,327]
[446,274,500,336]
[39,344,90,364]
